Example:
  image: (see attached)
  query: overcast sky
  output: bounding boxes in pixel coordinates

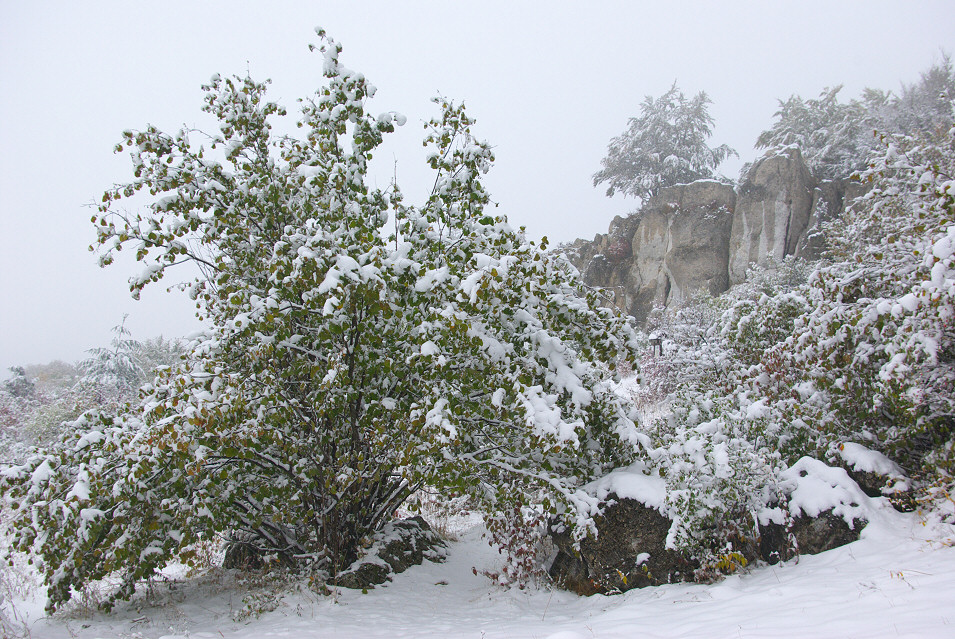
[1,1,953,374]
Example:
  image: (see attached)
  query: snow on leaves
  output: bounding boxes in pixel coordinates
[3,31,640,612]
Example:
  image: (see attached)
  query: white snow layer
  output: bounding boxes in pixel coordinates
[838,442,906,478]
[9,507,955,639]
[584,461,666,509]
[777,457,871,524]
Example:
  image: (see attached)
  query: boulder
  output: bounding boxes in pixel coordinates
[834,442,912,509]
[658,181,736,302]
[549,496,695,595]
[759,456,871,563]
[550,492,867,595]
[564,148,870,326]
[332,561,391,590]
[333,516,448,590]
[758,510,864,564]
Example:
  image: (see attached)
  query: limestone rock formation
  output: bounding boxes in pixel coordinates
[566,148,865,324]
[565,180,735,325]
[796,179,845,260]
[728,147,815,284]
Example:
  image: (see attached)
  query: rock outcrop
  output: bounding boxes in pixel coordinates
[728,148,815,284]
[567,180,735,325]
[567,149,863,324]
[549,497,866,596]
[333,516,448,590]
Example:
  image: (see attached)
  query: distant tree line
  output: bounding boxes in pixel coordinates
[0,321,184,459]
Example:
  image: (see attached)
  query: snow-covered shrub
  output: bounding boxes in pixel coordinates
[620,265,824,570]
[633,290,726,410]
[230,570,295,622]
[0,371,91,456]
[0,597,29,639]
[2,368,34,400]
[0,32,642,613]
[803,113,955,476]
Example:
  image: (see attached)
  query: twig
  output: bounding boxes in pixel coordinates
[541,588,555,621]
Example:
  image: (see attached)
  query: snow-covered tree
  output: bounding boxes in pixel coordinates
[1,31,641,612]
[881,54,955,139]
[756,58,955,181]
[2,368,34,399]
[78,316,146,402]
[0,333,184,459]
[593,82,737,200]
[755,86,874,180]
[77,319,184,410]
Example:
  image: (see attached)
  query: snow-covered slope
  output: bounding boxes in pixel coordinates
[8,506,955,639]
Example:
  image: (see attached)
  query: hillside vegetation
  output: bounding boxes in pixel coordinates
[1,38,952,628]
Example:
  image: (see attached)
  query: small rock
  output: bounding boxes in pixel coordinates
[759,510,865,564]
[334,516,448,590]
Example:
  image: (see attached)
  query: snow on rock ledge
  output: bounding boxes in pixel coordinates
[550,457,887,595]
[836,442,911,499]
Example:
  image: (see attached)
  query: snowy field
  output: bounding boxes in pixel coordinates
[4,504,954,639]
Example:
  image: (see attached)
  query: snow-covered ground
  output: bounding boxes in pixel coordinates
[5,504,954,639]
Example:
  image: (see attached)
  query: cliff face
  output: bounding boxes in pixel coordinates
[566,148,856,324]
[728,149,815,284]
[566,180,735,325]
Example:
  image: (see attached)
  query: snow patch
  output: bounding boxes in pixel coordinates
[585,461,666,510]
[777,457,873,525]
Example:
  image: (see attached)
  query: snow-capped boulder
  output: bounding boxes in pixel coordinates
[550,458,878,595]
[334,516,448,590]
[835,442,911,503]
[758,457,871,563]
[549,495,694,595]
[758,511,863,564]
